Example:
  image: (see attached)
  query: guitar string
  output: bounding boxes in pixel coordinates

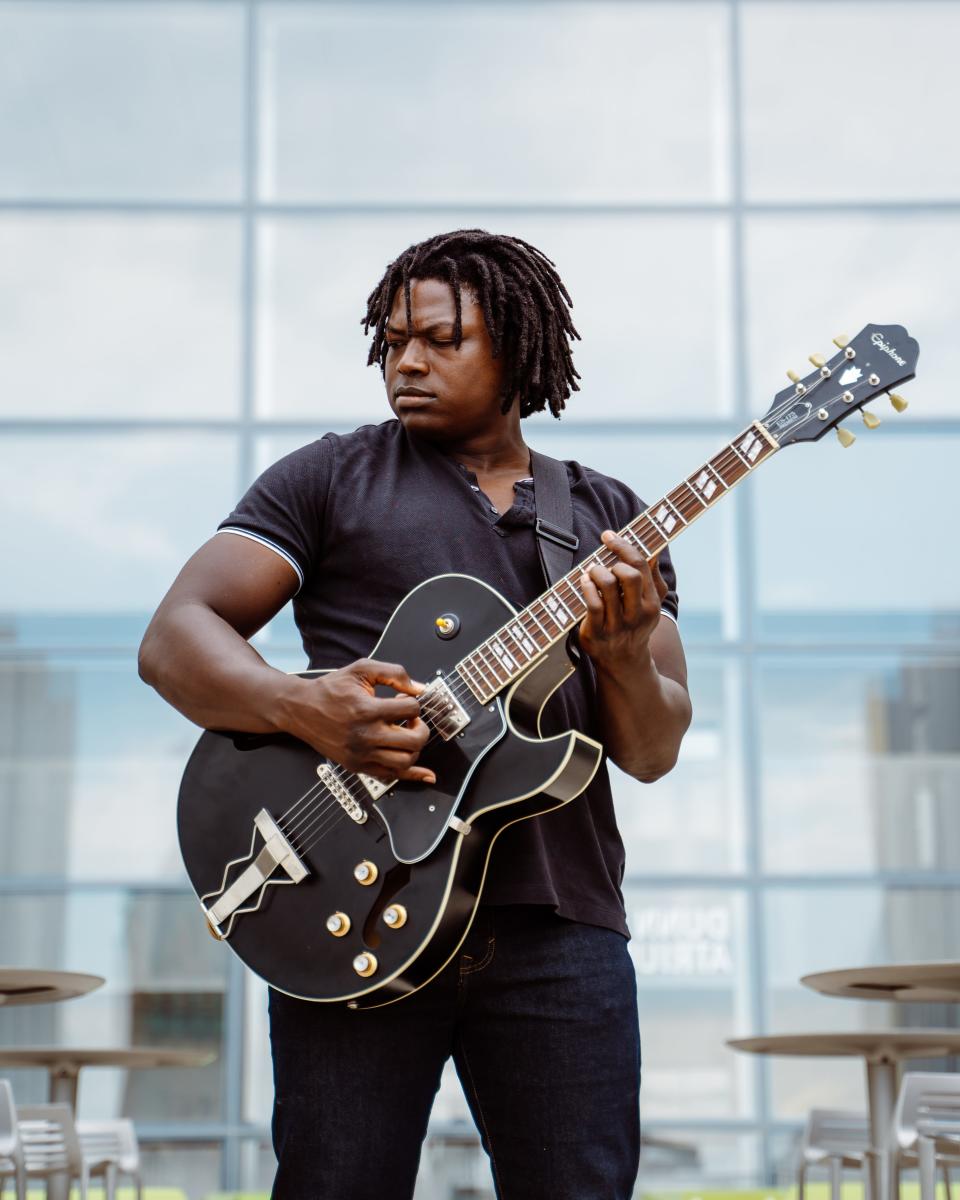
[273,367,878,855]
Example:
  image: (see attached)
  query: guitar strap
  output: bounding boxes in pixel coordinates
[529,448,579,588]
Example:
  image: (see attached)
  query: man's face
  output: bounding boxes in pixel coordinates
[384,276,509,442]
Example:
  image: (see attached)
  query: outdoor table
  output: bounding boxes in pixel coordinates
[0,968,105,1007]
[728,1031,960,1200]
[801,963,960,1004]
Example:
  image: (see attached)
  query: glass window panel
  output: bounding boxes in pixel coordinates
[616,658,745,875]
[759,657,960,875]
[637,1130,761,1190]
[764,888,960,1120]
[0,216,242,419]
[746,214,960,418]
[140,1143,222,1200]
[0,3,244,200]
[626,886,754,1119]
[256,214,734,421]
[0,891,227,1121]
[260,2,730,204]
[0,657,202,882]
[743,3,960,201]
[0,433,238,617]
[752,433,960,639]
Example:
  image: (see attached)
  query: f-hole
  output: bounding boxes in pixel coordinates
[362,862,412,948]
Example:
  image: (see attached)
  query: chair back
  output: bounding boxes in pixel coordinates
[0,1079,19,1159]
[894,1072,960,1150]
[803,1108,872,1155]
[77,1117,140,1171]
[16,1103,83,1177]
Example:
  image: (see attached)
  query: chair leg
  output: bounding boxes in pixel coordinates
[919,1136,938,1200]
[831,1156,843,1200]
[942,1163,951,1200]
[798,1161,808,1200]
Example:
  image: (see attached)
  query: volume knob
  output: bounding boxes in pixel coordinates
[353,953,378,978]
[383,904,408,929]
[326,912,351,937]
[353,861,378,885]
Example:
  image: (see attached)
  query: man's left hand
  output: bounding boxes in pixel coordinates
[578,530,668,674]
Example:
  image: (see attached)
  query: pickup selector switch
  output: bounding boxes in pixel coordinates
[383,905,407,929]
[353,861,378,886]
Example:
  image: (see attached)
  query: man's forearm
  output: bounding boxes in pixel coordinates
[594,647,692,783]
[138,601,295,734]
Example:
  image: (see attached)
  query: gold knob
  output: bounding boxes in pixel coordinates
[353,952,378,977]
[353,861,378,886]
[786,368,801,383]
[889,392,909,413]
[808,353,826,368]
[861,409,881,429]
[326,912,351,937]
[383,904,407,930]
[836,426,856,448]
[832,333,850,349]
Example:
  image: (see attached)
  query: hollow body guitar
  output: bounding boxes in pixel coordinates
[177,323,919,1008]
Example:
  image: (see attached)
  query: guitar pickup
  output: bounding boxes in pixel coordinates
[203,808,307,936]
[420,677,470,740]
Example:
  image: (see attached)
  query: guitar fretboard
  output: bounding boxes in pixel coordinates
[454,421,778,703]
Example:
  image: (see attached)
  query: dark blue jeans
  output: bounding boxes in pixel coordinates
[268,905,641,1199]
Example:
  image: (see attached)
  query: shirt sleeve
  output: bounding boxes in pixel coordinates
[217,436,334,592]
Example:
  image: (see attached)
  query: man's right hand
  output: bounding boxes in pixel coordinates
[276,658,435,785]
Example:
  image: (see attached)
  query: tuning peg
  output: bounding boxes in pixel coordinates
[836,426,856,448]
[786,368,801,383]
[861,409,881,429]
[888,391,909,413]
[808,353,826,368]
[832,333,850,349]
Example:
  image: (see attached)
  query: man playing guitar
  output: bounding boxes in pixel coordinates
[140,229,692,1199]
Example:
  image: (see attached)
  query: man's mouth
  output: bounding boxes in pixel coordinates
[394,386,436,400]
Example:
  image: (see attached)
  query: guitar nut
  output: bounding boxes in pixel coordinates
[353,861,378,885]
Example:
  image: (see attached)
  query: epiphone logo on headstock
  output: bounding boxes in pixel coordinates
[871,331,906,366]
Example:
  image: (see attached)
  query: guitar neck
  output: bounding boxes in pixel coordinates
[454,420,779,702]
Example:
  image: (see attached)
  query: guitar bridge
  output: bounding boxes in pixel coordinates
[202,808,308,938]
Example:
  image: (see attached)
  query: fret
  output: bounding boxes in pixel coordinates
[545,590,575,627]
[557,578,586,618]
[662,497,689,527]
[730,442,752,470]
[526,608,552,639]
[684,477,708,507]
[705,461,728,488]
[455,662,485,701]
[738,427,766,464]
[489,636,518,673]
[537,600,565,634]
[627,526,654,556]
[504,623,535,660]
[462,654,493,696]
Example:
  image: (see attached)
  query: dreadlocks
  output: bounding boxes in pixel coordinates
[361,229,580,419]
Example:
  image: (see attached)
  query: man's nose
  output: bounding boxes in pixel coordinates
[396,338,428,375]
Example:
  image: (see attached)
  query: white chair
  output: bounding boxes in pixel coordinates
[77,1119,142,1200]
[798,1108,874,1200]
[891,1072,960,1200]
[17,1103,118,1199]
[0,1081,26,1200]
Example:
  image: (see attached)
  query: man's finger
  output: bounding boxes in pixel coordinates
[355,658,426,696]
[374,717,430,751]
[368,693,422,723]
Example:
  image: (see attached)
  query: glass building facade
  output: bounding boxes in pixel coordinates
[1,1,958,1196]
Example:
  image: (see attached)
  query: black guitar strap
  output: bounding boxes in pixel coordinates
[529,448,579,588]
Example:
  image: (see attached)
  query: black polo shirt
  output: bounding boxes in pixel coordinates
[218,419,678,937]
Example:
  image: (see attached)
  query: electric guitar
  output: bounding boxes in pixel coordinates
[177,323,919,1008]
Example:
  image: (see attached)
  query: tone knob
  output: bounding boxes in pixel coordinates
[383,904,408,929]
[326,912,351,937]
[353,952,378,977]
[353,861,378,886]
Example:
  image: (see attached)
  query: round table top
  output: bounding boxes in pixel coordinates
[0,969,105,1007]
[0,1046,215,1071]
[801,963,960,1003]
[728,1031,960,1062]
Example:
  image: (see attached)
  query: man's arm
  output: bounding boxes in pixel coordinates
[138,533,435,783]
[579,532,693,783]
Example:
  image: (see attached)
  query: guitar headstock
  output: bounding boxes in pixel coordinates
[762,323,919,448]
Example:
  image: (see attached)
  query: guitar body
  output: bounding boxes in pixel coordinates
[177,574,603,1008]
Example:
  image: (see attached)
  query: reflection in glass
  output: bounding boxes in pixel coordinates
[0,433,239,614]
[759,658,960,874]
[0,892,226,1121]
[0,3,244,200]
[764,888,960,1120]
[260,2,729,203]
[256,215,734,421]
[746,215,960,418]
[0,217,242,419]
[626,887,753,1119]
[616,659,744,875]
[743,3,960,201]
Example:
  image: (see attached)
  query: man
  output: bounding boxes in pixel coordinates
[139,229,692,1199]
